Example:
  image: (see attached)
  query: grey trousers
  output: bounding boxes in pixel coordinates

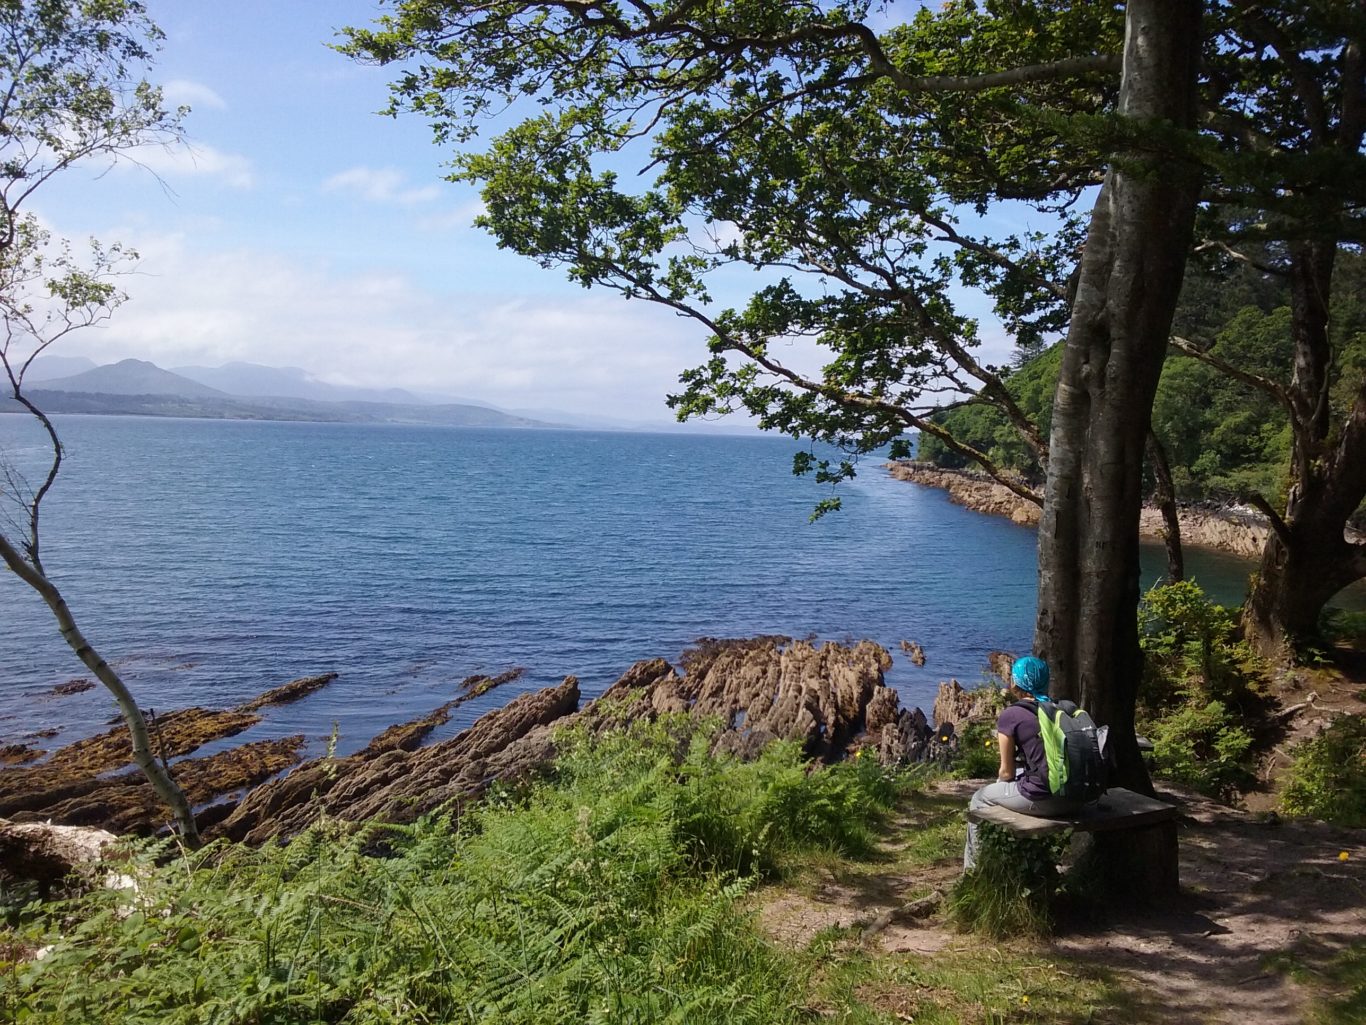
[962,780,1082,871]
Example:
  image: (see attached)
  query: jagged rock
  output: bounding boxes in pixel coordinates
[5,737,306,835]
[674,637,891,759]
[899,640,926,666]
[236,673,338,712]
[457,667,526,698]
[877,707,931,765]
[215,677,583,844]
[865,686,902,735]
[0,743,45,766]
[986,651,1016,686]
[10,641,957,844]
[46,679,95,697]
[0,707,263,820]
[932,680,1000,731]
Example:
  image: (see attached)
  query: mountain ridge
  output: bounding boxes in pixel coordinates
[6,358,554,429]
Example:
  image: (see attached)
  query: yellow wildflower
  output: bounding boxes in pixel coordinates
[1340,851,1350,862]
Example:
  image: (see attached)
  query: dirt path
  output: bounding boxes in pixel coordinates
[755,780,1365,1024]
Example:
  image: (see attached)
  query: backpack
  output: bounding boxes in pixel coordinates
[1023,699,1110,802]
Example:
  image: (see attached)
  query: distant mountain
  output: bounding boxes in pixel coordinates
[1,357,555,428]
[22,355,99,382]
[32,359,230,399]
[172,362,429,405]
[1,391,550,427]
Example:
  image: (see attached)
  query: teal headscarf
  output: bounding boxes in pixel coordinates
[1011,656,1050,699]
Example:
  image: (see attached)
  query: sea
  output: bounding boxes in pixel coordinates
[1,415,1353,757]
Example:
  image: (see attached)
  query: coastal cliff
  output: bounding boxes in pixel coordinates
[887,461,1271,558]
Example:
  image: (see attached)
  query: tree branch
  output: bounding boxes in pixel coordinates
[1246,492,1292,548]
[1169,335,1293,413]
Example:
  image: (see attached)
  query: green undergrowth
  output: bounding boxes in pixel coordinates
[1137,581,1263,800]
[947,826,1067,940]
[1280,713,1366,828]
[0,716,909,1025]
[0,717,1166,1024]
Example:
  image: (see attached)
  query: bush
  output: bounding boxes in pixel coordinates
[1143,699,1255,800]
[1138,580,1263,711]
[948,825,1066,939]
[954,720,1004,780]
[1138,581,1262,799]
[1281,715,1366,827]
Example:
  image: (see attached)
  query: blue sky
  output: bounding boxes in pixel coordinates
[31,1,1022,424]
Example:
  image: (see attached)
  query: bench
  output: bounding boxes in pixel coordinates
[967,787,1181,899]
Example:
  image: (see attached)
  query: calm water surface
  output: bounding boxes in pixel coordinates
[0,416,1342,755]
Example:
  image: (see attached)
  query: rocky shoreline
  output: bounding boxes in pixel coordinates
[887,460,1271,559]
[0,637,979,859]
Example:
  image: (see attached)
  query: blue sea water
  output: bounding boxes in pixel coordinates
[0,415,1342,756]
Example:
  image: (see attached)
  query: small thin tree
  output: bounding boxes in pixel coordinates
[0,0,197,844]
[0,221,199,845]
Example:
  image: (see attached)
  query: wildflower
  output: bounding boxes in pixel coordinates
[1340,851,1350,862]
[1021,995,1030,1005]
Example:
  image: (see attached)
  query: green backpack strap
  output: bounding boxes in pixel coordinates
[1034,700,1068,795]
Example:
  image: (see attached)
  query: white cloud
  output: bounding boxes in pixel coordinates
[123,141,255,188]
[417,199,486,232]
[69,232,713,423]
[162,79,227,111]
[322,166,442,206]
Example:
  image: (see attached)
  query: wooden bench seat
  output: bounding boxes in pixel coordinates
[966,786,1178,836]
[967,787,1181,899]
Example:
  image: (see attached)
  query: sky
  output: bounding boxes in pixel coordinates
[29,1,1021,426]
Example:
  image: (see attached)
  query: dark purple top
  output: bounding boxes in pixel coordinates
[997,701,1051,800]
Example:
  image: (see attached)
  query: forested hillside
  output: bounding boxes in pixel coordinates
[919,253,1366,520]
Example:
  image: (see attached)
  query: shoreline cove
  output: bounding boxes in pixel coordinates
[887,460,1275,559]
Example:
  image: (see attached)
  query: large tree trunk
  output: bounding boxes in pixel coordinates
[1243,371,1366,658]
[1035,0,1202,793]
[0,536,202,847]
[1242,242,1366,658]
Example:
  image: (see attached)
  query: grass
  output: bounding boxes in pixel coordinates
[805,943,1160,1024]
[1266,939,1366,1025]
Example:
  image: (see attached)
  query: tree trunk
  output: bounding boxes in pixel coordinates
[1035,0,1202,793]
[1243,372,1366,658]
[1147,431,1184,583]
[0,536,202,846]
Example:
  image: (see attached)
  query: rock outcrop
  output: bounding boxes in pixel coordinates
[886,460,1306,558]
[214,678,582,844]
[3,640,950,852]
[887,462,1040,525]
[0,820,120,896]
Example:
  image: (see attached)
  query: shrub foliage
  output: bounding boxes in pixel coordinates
[1280,714,1366,828]
[1137,581,1262,799]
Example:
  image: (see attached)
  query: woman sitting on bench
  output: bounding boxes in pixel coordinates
[962,656,1084,871]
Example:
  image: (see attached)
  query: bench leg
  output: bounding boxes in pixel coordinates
[1089,821,1180,902]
